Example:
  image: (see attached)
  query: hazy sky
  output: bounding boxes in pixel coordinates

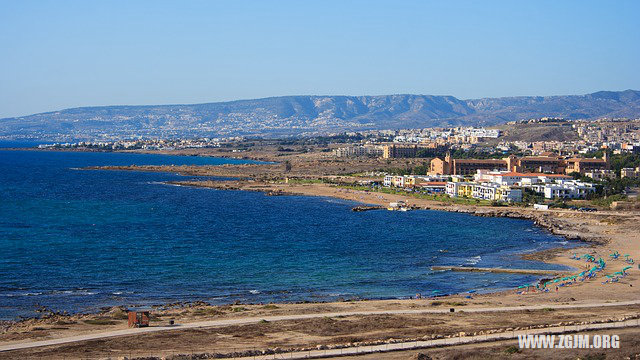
[1,0,639,118]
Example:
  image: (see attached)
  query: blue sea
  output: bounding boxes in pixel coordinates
[0,144,576,319]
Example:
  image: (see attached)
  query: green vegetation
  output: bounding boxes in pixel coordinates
[261,304,279,310]
[504,345,521,354]
[521,188,544,205]
[590,194,628,207]
[583,150,640,175]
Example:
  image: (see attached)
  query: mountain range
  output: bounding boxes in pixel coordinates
[1,90,639,140]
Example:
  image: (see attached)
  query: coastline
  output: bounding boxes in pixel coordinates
[79,166,638,299]
[86,164,636,277]
[1,151,638,359]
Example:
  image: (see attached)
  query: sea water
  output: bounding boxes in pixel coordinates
[0,147,576,319]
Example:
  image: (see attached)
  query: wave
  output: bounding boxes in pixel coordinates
[0,292,43,297]
[465,256,482,265]
[0,289,96,297]
[49,289,97,296]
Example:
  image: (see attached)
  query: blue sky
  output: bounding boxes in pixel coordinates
[0,0,638,118]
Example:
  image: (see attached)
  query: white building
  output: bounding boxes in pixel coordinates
[543,180,595,199]
[474,170,572,186]
[473,183,499,200]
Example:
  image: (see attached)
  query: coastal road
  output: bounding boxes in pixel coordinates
[2,300,640,353]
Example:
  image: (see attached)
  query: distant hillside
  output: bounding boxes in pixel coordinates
[1,90,639,140]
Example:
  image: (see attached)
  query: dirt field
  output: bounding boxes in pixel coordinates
[338,327,640,360]
[2,304,639,359]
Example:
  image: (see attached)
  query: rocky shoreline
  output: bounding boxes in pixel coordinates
[14,166,618,325]
[167,178,605,246]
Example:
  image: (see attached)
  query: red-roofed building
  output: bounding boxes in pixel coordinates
[565,155,609,174]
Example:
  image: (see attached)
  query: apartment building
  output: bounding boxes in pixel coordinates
[446,181,522,202]
[431,153,609,176]
[333,145,383,158]
[565,154,609,174]
[543,180,596,199]
[516,154,565,173]
[621,167,640,179]
[585,169,616,181]
[474,170,572,186]
[382,144,421,159]
[429,154,508,176]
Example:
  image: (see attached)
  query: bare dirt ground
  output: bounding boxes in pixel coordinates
[337,327,640,360]
[2,305,639,359]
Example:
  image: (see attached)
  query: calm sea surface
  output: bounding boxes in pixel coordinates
[0,146,576,319]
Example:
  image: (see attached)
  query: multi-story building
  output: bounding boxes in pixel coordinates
[382,144,420,158]
[496,186,523,203]
[516,154,565,173]
[543,180,596,199]
[383,175,416,188]
[429,154,508,176]
[447,181,522,202]
[474,170,572,186]
[565,154,609,174]
[621,167,640,179]
[431,153,609,176]
[584,169,616,181]
[333,145,383,158]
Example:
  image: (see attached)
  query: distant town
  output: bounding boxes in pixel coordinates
[34,117,640,207]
